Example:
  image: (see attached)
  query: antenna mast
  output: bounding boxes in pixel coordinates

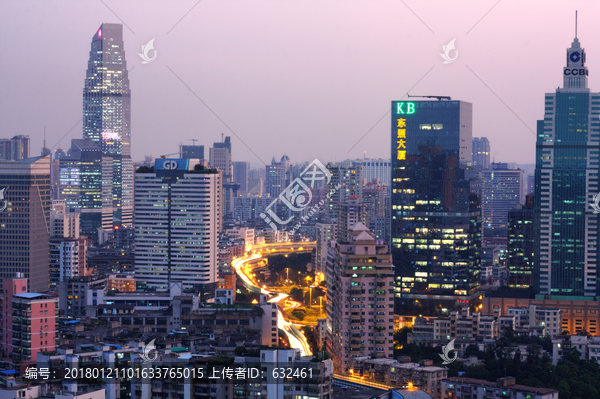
[575,10,578,38]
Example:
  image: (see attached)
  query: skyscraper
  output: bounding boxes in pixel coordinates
[482,163,523,232]
[534,33,600,299]
[472,137,490,170]
[337,195,367,242]
[134,159,221,291]
[326,163,363,218]
[233,161,249,192]
[0,156,51,292]
[508,195,535,288]
[83,23,133,227]
[209,136,232,182]
[391,100,480,305]
[265,156,290,198]
[59,139,113,237]
[0,135,30,161]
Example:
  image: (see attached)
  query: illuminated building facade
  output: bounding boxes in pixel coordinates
[534,33,600,299]
[83,23,133,227]
[391,100,480,305]
[134,159,221,291]
[472,137,490,170]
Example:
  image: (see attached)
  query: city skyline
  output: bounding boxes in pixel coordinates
[2,1,600,168]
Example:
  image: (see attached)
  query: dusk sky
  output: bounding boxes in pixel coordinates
[1,0,599,169]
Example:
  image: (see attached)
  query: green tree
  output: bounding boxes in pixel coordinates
[290,287,304,302]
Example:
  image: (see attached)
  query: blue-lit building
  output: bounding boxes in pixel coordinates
[534,33,600,299]
[391,100,481,306]
[83,23,133,227]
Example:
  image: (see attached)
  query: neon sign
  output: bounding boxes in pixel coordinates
[396,118,406,160]
[396,102,415,115]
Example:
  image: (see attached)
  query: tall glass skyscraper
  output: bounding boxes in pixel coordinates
[83,23,133,227]
[534,34,600,299]
[391,100,480,307]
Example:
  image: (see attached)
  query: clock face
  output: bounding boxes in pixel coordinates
[570,51,581,63]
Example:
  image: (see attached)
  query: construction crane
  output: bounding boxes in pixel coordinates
[188,139,199,145]
[407,94,452,101]
[159,152,180,159]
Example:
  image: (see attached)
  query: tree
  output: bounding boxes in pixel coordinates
[290,287,304,302]
[291,308,307,321]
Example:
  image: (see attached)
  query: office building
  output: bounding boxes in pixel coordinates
[508,194,535,288]
[472,137,490,170]
[326,163,363,218]
[179,144,204,160]
[356,158,391,186]
[482,163,523,232]
[59,139,113,237]
[0,276,58,362]
[327,225,395,373]
[534,32,600,298]
[134,159,221,291]
[391,100,480,304]
[265,156,290,198]
[83,23,133,227]
[233,161,249,192]
[0,156,50,292]
[209,136,232,182]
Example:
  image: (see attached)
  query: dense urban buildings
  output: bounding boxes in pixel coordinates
[326,163,363,218]
[209,135,232,182]
[82,23,133,228]
[391,100,480,306]
[179,144,204,160]
[534,33,600,299]
[0,156,50,292]
[134,159,221,291]
[233,160,249,192]
[356,158,390,186]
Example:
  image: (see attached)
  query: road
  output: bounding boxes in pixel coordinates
[232,242,315,357]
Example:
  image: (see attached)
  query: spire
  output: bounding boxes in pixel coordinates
[575,10,578,38]
[562,13,588,91]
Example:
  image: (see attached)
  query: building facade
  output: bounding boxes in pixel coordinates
[0,156,51,292]
[507,195,535,288]
[83,23,133,227]
[482,163,523,231]
[134,159,221,291]
[391,100,480,304]
[472,137,490,170]
[534,33,600,299]
[327,225,395,373]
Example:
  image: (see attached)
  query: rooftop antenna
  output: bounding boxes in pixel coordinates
[575,10,578,38]
[221,133,224,143]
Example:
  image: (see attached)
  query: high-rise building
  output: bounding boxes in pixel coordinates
[482,163,523,232]
[363,181,390,244]
[49,201,89,287]
[327,224,395,373]
[134,159,221,291]
[233,161,249,192]
[209,136,232,182]
[534,33,600,299]
[0,135,30,161]
[472,137,490,170]
[0,156,50,292]
[508,195,535,289]
[83,23,133,227]
[326,163,363,218]
[356,158,391,186]
[180,144,204,160]
[59,139,113,238]
[337,196,367,242]
[265,156,290,198]
[391,100,480,305]
[315,223,335,276]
